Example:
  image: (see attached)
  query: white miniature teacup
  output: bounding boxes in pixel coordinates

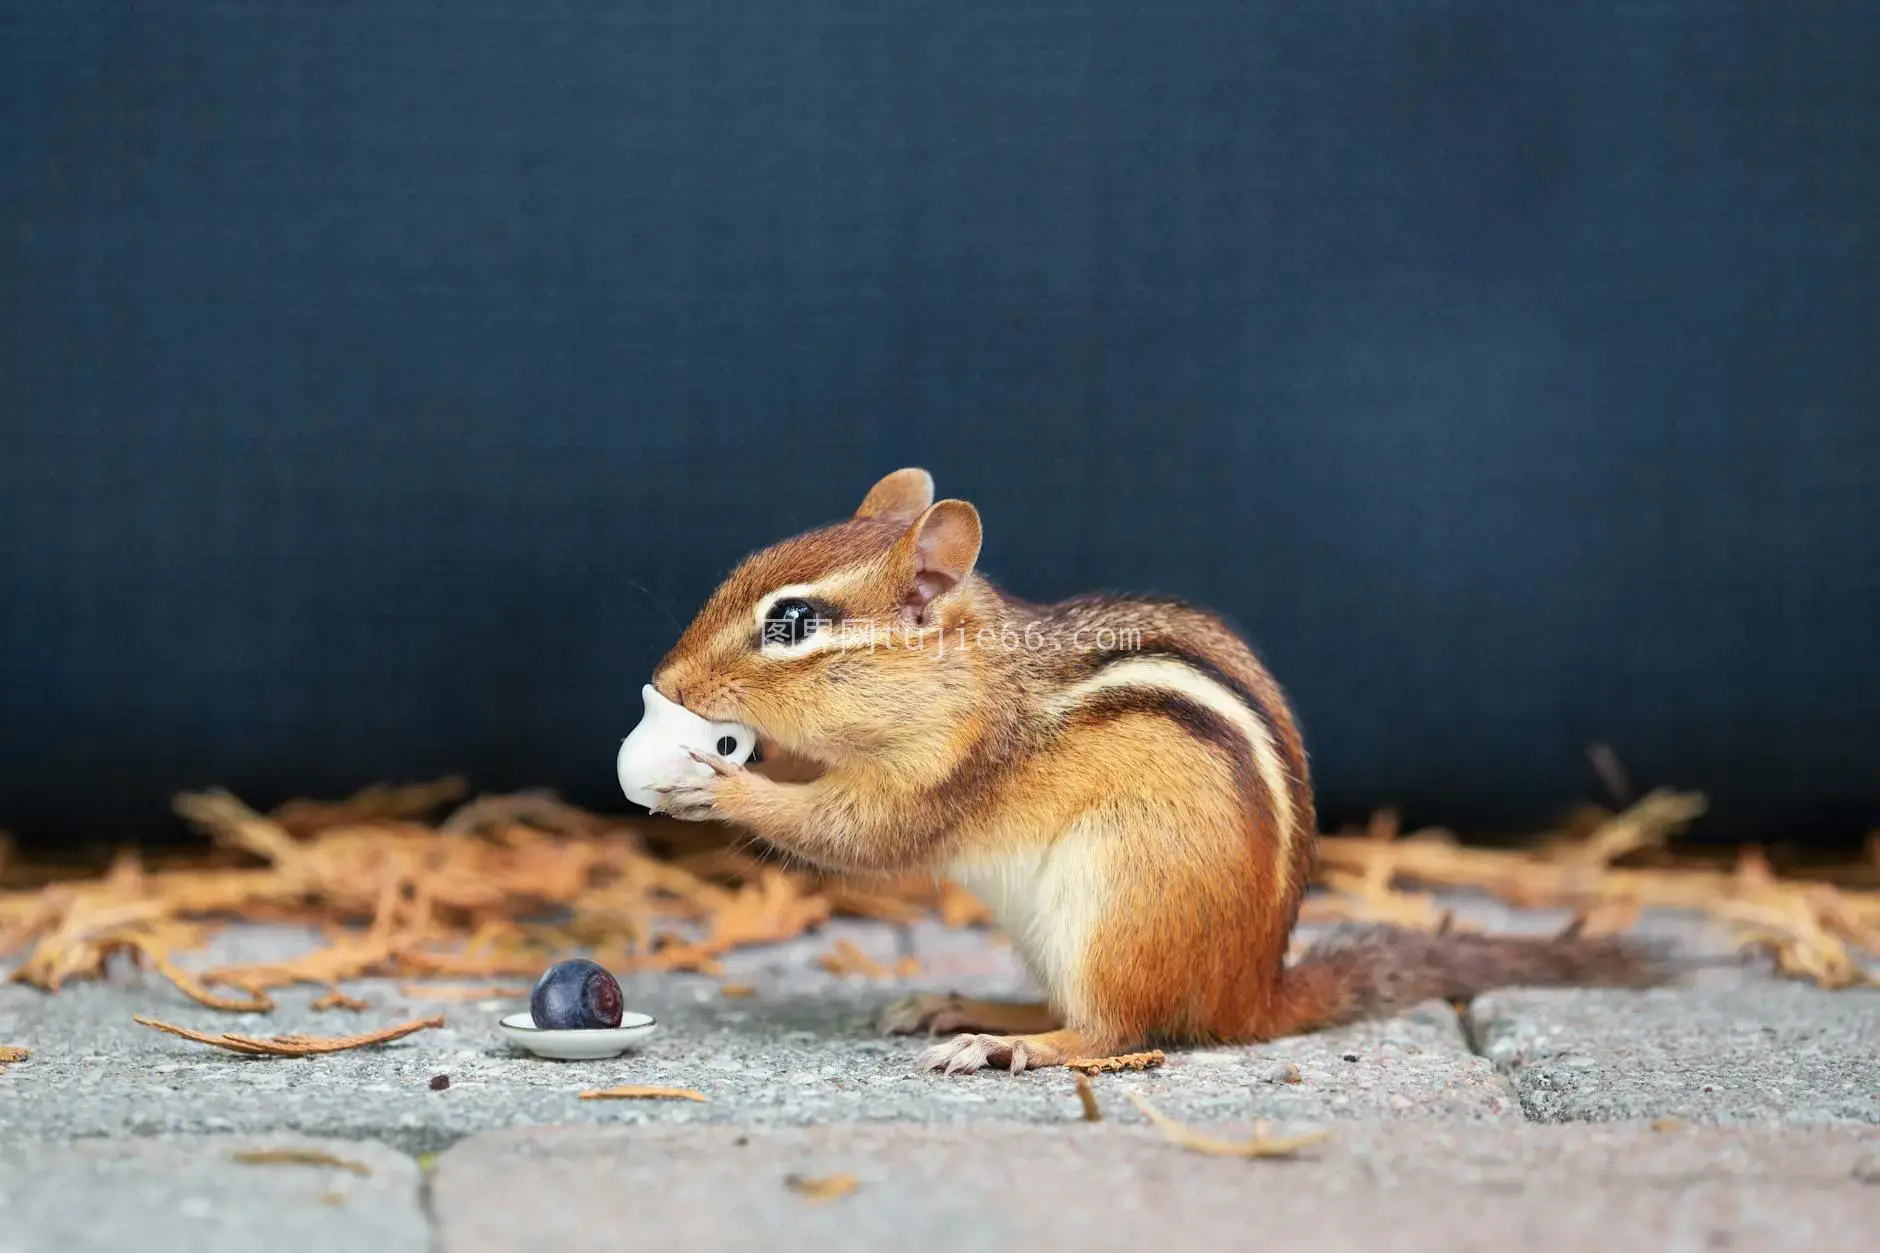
[616,684,757,809]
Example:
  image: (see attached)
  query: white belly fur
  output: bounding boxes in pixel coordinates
[945,821,1111,1024]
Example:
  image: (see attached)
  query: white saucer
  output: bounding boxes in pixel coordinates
[498,1010,659,1060]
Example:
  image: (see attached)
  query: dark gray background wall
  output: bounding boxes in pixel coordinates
[3,2,1876,849]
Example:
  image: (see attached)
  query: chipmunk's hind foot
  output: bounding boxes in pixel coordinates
[916,1027,1100,1075]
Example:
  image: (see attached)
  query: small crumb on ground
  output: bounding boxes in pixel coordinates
[578,1085,707,1102]
[1066,1050,1165,1074]
[784,1173,859,1202]
[231,1148,372,1175]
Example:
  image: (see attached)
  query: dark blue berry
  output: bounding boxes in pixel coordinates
[529,959,624,1030]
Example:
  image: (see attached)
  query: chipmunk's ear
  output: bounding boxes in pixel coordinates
[854,468,935,521]
[890,499,981,625]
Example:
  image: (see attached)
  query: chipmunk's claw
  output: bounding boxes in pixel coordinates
[651,776,717,820]
[916,1025,1090,1075]
[650,753,752,820]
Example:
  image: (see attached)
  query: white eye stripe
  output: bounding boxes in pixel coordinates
[760,629,844,658]
[749,573,867,632]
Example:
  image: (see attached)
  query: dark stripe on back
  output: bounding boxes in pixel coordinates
[1088,644,1306,785]
[1064,687,1252,776]
[1064,686,1271,826]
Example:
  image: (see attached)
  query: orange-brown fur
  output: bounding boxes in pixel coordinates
[649,469,1664,1073]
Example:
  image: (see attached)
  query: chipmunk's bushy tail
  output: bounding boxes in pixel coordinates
[1275,922,1672,1035]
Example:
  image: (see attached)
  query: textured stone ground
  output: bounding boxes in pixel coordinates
[2,894,1876,1251]
[431,1122,1880,1253]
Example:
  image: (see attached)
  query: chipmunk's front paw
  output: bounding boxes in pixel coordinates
[877,993,965,1036]
[878,994,1061,1038]
[650,752,750,822]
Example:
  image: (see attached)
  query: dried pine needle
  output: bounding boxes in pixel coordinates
[312,986,369,1012]
[818,884,927,924]
[1127,1094,1331,1159]
[1313,789,1879,989]
[5,775,1875,1007]
[1066,1050,1165,1074]
[784,1173,859,1202]
[578,1085,707,1102]
[121,937,275,1012]
[232,1148,372,1175]
[1073,1073,1102,1121]
[817,938,888,978]
[272,777,467,837]
[1588,742,1633,805]
[132,1013,444,1056]
[396,983,530,1001]
[937,881,996,928]
[718,983,757,998]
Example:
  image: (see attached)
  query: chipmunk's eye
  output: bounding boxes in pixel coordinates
[762,597,821,647]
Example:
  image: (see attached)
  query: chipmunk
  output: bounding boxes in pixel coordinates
[649,469,1662,1073]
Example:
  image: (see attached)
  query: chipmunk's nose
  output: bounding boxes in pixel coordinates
[649,668,680,706]
[650,665,696,712]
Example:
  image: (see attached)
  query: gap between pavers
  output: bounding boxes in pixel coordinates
[1470,982,1880,1124]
